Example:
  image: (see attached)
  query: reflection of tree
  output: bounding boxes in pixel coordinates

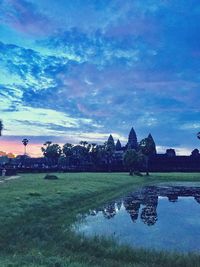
[140,191,158,226]
[90,210,98,216]
[141,203,158,226]
[102,203,117,219]
[124,198,141,222]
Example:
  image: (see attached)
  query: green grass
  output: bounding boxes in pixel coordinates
[0,172,200,267]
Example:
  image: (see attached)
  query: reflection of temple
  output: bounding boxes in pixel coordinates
[141,187,158,226]
[124,198,141,222]
[123,186,158,226]
[167,194,178,202]
[90,186,200,226]
[141,204,158,226]
[102,203,117,219]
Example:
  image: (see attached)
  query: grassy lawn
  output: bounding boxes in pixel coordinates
[0,172,200,267]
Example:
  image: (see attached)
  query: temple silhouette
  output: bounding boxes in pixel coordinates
[103,128,200,172]
[0,127,200,173]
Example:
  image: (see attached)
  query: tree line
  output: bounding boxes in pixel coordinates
[1,119,200,175]
[40,134,156,175]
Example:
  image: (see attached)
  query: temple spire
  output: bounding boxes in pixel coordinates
[116,139,122,151]
[126,127,138,150]
[147,133,157,154]
[107,134,115,151]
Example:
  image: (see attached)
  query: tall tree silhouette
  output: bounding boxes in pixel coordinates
[139,134,156,175]
[79,141,88,147]
[63,143,73,167]
[41,142,62,165]
[123,149,143,175]
[105,135,115,171]
[22,138,29,155]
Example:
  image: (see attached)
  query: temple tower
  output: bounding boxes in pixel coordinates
[126,127,138,150]
[116,139,122,151]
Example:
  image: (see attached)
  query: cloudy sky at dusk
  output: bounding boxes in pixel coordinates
[0,0,200,156]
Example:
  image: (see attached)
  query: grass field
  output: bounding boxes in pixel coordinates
[1,172,200,267]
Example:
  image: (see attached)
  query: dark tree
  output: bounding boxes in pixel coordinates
[115,139,122,151]
[41,142,62,165]
[139,134,156,175]
[63,143,73,157]
[79,141,88,147]
[63,143,73,167]
[22,138,29,155]
[92,144,107,166]
[126,127,138,150]
[105,135,115,170]
[86,143,91,153]
[197,132,200,140]
[90,143,99,167]
[71,145,89,168]
[123,149,144,175]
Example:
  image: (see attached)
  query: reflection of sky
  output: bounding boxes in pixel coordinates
[74,197,200,252]
[0,0,200,156]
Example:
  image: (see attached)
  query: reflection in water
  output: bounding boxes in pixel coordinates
[124,199,140,223]
[103,203,116,219]
[88,185,200,226]
[74,184,200,252]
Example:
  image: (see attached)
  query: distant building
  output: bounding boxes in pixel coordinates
[191,149,200,157]
[166,149,176,157]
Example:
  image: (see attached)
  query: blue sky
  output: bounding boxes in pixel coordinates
[0,0,200,156]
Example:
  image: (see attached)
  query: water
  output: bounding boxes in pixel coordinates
[73,183,200,252]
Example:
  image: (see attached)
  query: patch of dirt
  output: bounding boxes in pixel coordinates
[0,176,21,184]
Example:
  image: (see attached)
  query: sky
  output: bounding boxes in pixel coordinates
[0,0,200,156]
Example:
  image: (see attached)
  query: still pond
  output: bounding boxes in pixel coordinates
[73,183,200,252]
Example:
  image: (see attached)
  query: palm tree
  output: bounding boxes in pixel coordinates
[22,138,29,155]
[197,132,200,140]
[0,120,3,136]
